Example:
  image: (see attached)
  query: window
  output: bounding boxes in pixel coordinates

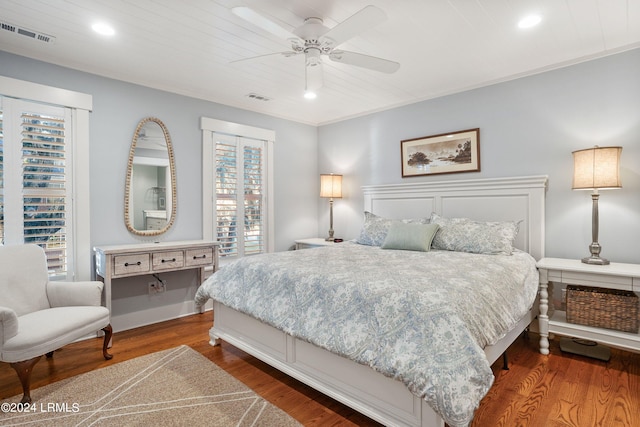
[215,136,265,256]
[201,118,274,261]
[0,76,92,280]
[1,100,71,277]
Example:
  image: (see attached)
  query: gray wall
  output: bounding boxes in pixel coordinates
[0,51,319,252]
[0,50,318,330]
[2,47,639,330]
[319,48,640,264]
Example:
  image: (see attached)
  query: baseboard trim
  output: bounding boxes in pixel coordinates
[111,299,213,332]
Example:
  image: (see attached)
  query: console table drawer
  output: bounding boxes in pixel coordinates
[94,240,219,324]
[152,251,184,270]
[186,248,214,267]
[114,254,150,275]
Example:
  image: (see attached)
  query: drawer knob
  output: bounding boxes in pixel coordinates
[124,261,142,267]
[193,254,207,259]
[161,258,176,263]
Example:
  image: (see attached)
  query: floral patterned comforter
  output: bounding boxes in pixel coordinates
[195,242,538,426]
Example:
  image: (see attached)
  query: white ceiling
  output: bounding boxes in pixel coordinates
[1,0,639,125]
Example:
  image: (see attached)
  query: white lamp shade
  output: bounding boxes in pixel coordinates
[320,174,342,198]
[572,146,622,190]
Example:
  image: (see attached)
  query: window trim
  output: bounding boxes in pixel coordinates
[201,117,274,260]
[0,77,92,280]
[0,76,92,110]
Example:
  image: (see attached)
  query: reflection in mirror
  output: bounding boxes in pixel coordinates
[125,117,176,236]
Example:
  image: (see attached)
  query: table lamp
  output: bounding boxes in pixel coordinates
[320,174,342,241]
[572,146,622,265]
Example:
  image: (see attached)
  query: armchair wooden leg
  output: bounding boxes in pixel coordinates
[10,356,42,404]
[102,324,113,360]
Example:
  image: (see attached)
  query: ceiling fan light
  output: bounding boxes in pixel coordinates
[305,59,323,97]
[305,48,322,66]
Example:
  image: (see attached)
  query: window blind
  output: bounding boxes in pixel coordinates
[215,138,265,258]
[21,111,67,275]
[0,100,71,277]
[243,144,263,255]
[216,141,239,256]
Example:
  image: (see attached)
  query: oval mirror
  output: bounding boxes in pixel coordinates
[124,117,177,236]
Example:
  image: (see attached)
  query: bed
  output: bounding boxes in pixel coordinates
[195,175,547,427]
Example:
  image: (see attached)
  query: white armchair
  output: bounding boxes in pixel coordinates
[0,244,112,403]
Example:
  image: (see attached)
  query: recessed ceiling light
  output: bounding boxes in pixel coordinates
[518,14,542,29]
[92,22,115,36]
[304,90,317,100]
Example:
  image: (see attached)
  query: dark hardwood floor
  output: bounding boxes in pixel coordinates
[1,313,639,426]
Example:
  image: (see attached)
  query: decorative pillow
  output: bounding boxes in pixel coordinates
[355,211,429,246]
[430,213,521,255]
[381,223,440,252]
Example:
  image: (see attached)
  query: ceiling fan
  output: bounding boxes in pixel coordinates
[231,5,400,98]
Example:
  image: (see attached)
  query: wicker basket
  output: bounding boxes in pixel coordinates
[566,285,639,333]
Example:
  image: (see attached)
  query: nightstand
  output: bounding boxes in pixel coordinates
[294,238,339,250]
[537,257,640,355]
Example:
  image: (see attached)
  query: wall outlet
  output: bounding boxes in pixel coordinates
[148,281,166,294]
[148,281,158,294]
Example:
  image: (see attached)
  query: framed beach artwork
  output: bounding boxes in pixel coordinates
[401,128,480,177]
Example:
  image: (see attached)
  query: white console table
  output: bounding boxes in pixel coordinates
[94,240,219,315]
[537,257,640,355]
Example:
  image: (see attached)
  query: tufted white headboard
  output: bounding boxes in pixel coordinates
[362,175,548,260]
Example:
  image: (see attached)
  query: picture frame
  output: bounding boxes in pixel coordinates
[401,128,480,177]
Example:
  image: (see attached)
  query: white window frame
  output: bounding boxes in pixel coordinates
[201,117,274,263]
[0,76,92,280]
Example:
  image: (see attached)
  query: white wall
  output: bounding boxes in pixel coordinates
[318,48,640,264]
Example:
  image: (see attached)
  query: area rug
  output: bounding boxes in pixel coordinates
[0,345,302,426]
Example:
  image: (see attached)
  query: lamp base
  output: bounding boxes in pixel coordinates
[581,255,610,265]
[325,236,335,242]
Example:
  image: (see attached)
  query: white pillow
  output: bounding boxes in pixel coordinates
[430,213,521,255]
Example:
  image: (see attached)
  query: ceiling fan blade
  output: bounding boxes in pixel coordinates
[230,51,299,64]
[231,6,300,41]
[322,5,387,47]
[328,50,400,74]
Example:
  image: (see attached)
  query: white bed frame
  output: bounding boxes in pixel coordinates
[209,175,548,427]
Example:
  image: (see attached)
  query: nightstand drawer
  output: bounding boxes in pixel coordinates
[186,248,214,267]
[114,254,150,275]
[152,251,184,270]
[561,271,633,291]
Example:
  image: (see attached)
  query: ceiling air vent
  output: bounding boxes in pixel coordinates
[0,21,56,44]
[246,93,272,102]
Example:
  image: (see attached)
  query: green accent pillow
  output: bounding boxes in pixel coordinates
[381,223,440,252]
